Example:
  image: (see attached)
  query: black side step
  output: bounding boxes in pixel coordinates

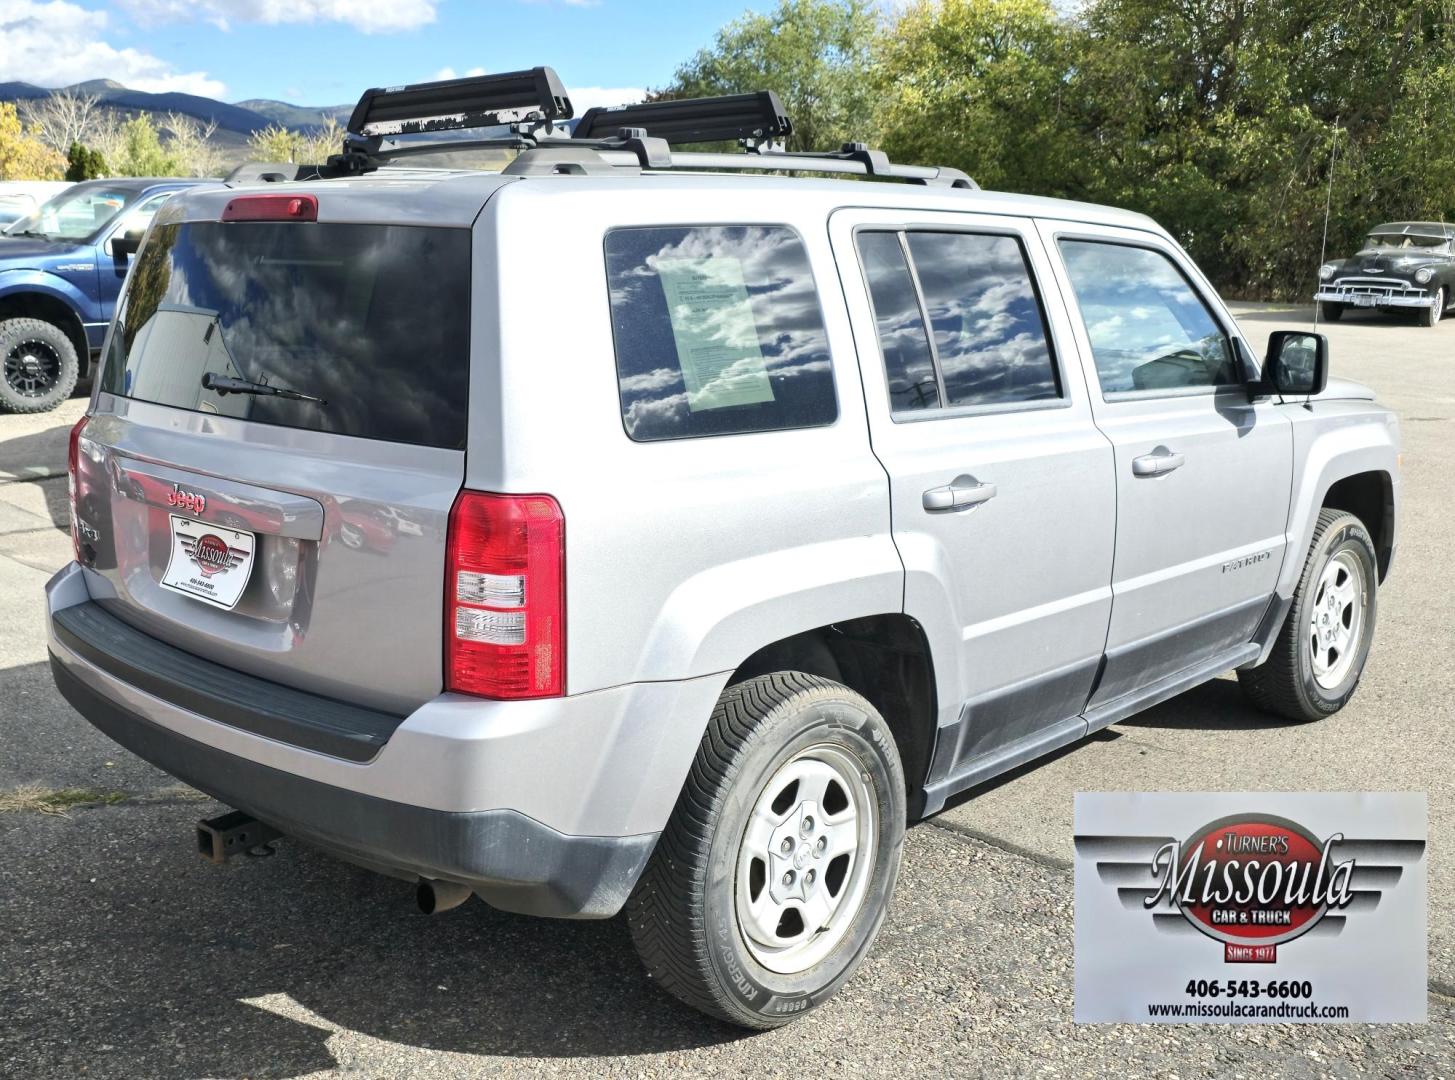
[197,810,282,863]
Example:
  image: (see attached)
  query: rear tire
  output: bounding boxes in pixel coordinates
[1317,300,1345,322]
[1238,510,1377,722]
[627,672,905,1029]
[0,317,79,414]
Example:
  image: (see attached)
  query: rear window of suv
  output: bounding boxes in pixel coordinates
[102,222,471,449]
[605,225,838,441]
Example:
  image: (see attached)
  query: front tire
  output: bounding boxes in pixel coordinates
[1238,509,1377,722]
[1318,300,1345,322]
[0,317,80,414]
[627,672,905,1029]
[1421,287,1445,327]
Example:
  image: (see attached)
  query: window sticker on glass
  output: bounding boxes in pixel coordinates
[604,225,837,442]
[655,256,776,412]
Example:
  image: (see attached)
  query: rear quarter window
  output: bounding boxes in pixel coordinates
[604,225,838,441]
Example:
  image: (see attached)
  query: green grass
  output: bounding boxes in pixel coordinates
[0,783,129,815]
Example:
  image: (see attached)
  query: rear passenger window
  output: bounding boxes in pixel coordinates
[605,226,837,441]
[1058,240,1237,395]
[857,229,1061,415]
[855,232,940,412]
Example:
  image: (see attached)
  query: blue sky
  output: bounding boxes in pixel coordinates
[0,0,760,109]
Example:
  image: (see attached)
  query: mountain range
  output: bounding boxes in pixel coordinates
[0,79,351,139]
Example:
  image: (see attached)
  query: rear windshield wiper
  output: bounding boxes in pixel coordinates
[202,372,327,406]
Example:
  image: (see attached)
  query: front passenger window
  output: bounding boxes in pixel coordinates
[1059,240,1236,394]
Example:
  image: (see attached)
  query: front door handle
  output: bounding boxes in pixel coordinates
[923,475,997,512]
[1131,447,1186,477]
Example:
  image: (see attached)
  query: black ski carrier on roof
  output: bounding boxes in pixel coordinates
[225,65,978,190]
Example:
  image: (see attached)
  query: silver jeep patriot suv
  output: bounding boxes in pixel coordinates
[47,70,1400,1028]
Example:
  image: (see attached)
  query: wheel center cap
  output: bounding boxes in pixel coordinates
[793,845,812,870]
[19,355,41,376]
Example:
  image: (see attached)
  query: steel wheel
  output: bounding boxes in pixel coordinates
[1309,549,1366,690]
[3,338,62,400]
[734,743,876,974]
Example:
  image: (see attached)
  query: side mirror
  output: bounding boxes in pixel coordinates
[1261,330,1327,397]
[111,226,145,258]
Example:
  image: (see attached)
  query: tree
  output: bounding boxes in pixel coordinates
[0,103,64,180]
[65,141,107,181]
[1068,0,1455,298]
[299,116,345,163]
[19,90,103,154]
[247,123,303,163]
[657,0,879,153]
[245,116,344,166]
[875,0,1081,194]
[161,111,223,177]
[105,114,183,177]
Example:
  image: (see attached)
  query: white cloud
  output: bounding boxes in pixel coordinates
[569,86,646,113]
[431,67,487,82]
[0,0,224,95]
[118,0,437,34]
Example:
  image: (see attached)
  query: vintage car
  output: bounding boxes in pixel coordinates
[1316,221,1455,327]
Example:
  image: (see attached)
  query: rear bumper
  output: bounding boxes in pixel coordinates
[46,563,727,918]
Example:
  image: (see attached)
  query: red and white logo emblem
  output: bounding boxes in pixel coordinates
[1080,813,1424,963]
[180,532,247,577]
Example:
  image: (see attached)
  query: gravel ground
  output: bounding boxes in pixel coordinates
[0,303,1450,1077]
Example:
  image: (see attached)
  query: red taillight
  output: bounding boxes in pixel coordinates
[221,193,318,222]
[445,490,565,699]
[66,415,89,562]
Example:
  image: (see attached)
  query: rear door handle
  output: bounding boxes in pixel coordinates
[1131,448,1186,477]
[923,475,997,512]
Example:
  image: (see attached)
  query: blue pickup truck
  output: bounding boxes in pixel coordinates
[0,177,208,413]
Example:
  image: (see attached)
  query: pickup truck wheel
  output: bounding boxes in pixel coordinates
[1317,301,1344,322]
[627,671,905,1029]
[0,317,80,414]
[1238,509,1377,721]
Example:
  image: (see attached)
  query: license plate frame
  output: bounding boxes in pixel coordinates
[160,515,256,611]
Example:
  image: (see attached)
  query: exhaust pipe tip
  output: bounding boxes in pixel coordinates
[417,878,473,915]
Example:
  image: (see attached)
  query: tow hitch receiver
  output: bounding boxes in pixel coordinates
[197,810,282,863]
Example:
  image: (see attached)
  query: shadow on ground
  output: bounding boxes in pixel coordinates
[0,421,75,493]
[1116,674,1304,731]
[0,799,750,1079]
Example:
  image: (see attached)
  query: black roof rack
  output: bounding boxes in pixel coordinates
[227,67,977,191]
[347,66,572,137]
[573,92,791,146]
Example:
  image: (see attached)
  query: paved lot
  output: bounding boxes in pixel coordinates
[1,304,1451,1077]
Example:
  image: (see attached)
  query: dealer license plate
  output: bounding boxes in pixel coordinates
[160,515,256,611]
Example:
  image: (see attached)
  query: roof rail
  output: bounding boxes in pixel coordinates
[502,142,978,188]
[573,92,791,146]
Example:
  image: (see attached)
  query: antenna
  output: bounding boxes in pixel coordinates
[1314,115,1341,329]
